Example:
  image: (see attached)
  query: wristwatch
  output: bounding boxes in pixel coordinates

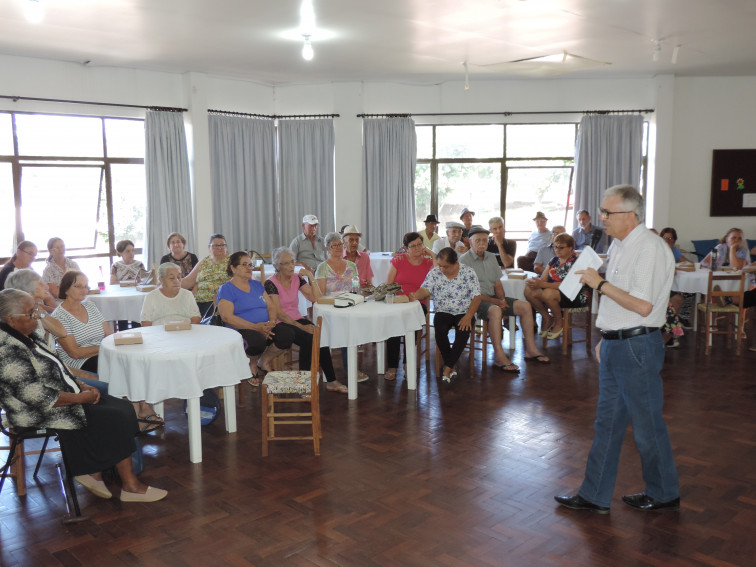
[597,280,607,295]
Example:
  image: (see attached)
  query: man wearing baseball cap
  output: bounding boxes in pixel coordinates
[342,225,373,287]
[432,221,469,255]
[289,214,327,271]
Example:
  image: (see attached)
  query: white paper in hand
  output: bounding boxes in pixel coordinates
[559,247,603,301]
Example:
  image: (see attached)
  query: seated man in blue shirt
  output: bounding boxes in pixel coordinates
[534,225,566,275]
[572,209,607,253]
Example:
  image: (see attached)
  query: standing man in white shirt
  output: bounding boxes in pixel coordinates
[555,185,680,514]
[290,214,327,271]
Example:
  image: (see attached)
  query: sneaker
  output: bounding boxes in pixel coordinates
[666,339,680,348]
[357,371,369,383]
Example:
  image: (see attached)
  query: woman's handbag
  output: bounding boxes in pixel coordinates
[200,303,222,326]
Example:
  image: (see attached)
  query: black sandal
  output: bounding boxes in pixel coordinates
[137,414,164,434]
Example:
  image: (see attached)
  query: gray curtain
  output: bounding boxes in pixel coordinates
[144,110,194,267]
[209,115,277,253]
[573,114,643,219]
[363,118,417,251]
[278,119,335,245]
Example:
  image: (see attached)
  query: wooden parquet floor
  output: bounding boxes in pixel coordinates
[2,325,755,567]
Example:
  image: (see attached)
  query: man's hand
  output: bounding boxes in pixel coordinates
[576,267,603,289]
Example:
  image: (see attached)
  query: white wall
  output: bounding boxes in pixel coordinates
[668,77,756,253]
[4,52,754,254]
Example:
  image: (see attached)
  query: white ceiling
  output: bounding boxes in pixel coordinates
[2,0,756,85]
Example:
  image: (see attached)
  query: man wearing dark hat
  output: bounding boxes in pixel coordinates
[517,211,551,271]
[420,214,441,249]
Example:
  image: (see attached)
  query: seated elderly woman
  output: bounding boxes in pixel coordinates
[0,289,166,502]
[701,227,750,270]
[140,263,201,326]
[410,247,481,383]
[42,237,81,298]
[0,240,38,291]
[315,232,369,382]
[6,268,69,346]
[524,232,590,340]
[264,247,348,393]
[53,271,161,431]
[160,232,199,279]
[384,231,436,381]
[217,251,295,386]
[110,239,146,284]
[181,233,231,316]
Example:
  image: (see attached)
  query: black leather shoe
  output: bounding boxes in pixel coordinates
[554,494,610,514]
[622,492,680,511]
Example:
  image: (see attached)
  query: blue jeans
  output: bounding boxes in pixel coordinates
[578,330,679,507]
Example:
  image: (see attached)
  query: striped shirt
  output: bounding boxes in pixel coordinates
[52,302,107,369]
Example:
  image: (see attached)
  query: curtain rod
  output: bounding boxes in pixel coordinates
[208,109,339,119]
[358,109,654,118]
[0,94,186,112]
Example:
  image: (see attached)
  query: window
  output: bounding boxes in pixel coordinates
[416,122,649,250]
[0,112,146,276]
[415,123,576,250]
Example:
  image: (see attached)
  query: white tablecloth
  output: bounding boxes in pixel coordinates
[313,300,426,399]
[500,271,537,301]
[99,324,250,462]
[672,267,741,295]
[85,284,148,321]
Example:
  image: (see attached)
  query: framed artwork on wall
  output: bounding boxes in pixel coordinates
[710,149,756,216]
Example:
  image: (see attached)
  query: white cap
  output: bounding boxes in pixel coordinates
[302,214,319,225]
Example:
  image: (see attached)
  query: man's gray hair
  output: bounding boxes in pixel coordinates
[576,209,590,217]
[0,288,32,319]
[552,225,565,233]
[271,246,293,271]
[604,184,645,223]
[488,216,505,227]
[158,262,181,279]
[5,269,42,295]
[324,232,342,248]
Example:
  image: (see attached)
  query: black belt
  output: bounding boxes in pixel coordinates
[600,326,659,340]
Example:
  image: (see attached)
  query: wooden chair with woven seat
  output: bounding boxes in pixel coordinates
[542,304,593,355]
[261,317,322,456]
[696,272,747,355]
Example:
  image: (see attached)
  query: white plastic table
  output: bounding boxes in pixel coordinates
[98,324,250,463]
[313,301,426,399]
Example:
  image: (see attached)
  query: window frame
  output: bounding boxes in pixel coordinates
[0,110,145,265]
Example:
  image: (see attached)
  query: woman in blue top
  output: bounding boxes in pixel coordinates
[217,251,295,385]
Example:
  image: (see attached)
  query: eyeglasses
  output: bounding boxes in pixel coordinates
[10,305,41,319]
[407,242,424,249]
[19,248,37,258]
[279,260,294,266]
[237,262,254,268]
[599,209,634,218]
[211,243,227,248]
[72,284,90,290]
[330,242,344,249]
[662,236,675,242]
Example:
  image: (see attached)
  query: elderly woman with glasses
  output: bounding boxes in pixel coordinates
[181,233,231,315]
[264,247,347,393]
[5,268,67,346]
[217,251,295,386]
[0,289,167,503]
[0,240,38,291]
[524,232,590,340]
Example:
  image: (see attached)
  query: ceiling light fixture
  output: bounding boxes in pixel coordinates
[302,35,314,61]
[671,45,680,65]
[24,0,45,24]
[652,39,662,62]
[300,0,315,61]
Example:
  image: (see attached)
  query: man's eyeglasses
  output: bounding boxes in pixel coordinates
[599,209,634,218]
